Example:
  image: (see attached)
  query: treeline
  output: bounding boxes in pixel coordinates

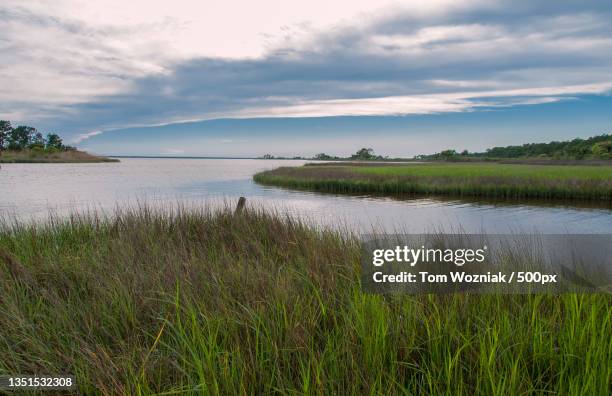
[261,148,387,161]
[0,120,73,152]
[258,154,306,160]
[314,148,385,161]
[419,134,612,160]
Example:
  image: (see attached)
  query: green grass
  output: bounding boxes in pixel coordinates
[0,206,610,394]
[254,163,612,200]
[355,163,612,179]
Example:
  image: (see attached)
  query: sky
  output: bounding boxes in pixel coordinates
[1,0,611,157]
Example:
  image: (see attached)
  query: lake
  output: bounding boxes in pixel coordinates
[1,158,611,233]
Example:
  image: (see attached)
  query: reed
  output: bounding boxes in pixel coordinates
[0,149,118,163]
[254,163,612,200]
[0,206,610,394]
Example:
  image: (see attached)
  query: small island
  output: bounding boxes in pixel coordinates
[0,120,117,163]
[254,134,612,201]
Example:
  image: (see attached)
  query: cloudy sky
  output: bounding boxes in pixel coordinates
[1,0,611,157]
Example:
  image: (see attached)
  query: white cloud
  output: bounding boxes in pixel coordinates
[2,0,612,141]
[72,130,102,144]
[231,82,612,119]
[2,0,420,123]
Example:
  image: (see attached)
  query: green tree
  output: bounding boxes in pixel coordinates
[592,141,612,159]
[439,149,458,158]
[351,148,377,160]
[9,125,36,150]
[29,132,46,149]
[314,153,332,160]
[0,120,11,150]
[46,133,63,150]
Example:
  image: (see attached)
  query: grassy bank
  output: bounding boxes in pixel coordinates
[254,163,612,200]
[0,149,118,163]
[0,206,610,394]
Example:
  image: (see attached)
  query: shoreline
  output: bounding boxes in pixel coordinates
[0,149,118,163]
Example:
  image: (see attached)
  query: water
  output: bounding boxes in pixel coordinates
[1,158,611,234]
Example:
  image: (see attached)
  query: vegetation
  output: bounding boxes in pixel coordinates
[419,133,612,160]
[0,149,118,163]
[254,163,612,201]
[260,148,389,161]
[259,153,306,160]
[314,148,385,161]
[259,148,386,161]
[261,134,612,163]
[0,120,116,163]
[0,120,72,152]
[0,206,610,394]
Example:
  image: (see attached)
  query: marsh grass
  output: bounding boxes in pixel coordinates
[0,205,610,394]
[254,163,612,200]
[0,149,118,163]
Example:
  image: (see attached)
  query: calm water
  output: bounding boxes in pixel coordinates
[1,158,611,234]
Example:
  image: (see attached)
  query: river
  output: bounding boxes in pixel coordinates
[1,158,611,233]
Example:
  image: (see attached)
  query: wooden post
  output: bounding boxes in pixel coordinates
[235,196,246,214]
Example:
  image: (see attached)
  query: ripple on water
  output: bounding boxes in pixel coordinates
[1,158,611,234]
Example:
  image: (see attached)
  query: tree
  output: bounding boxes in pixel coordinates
[314,153,333,160]
[46,133,63,150]
[0,120,11,150]
[29,132,46,149]
[592,141,612,159]
[439,149,458,158]
[8,125,36,150]
[0,120,77,153]
[351,148,378,160]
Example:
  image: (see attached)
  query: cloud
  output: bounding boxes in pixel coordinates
[232,83,612,119]
[72,130,103,144]
[2,0,612,142]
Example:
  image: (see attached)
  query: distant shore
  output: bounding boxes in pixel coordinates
[101,155,612,166]
[0,149,119,163]
[109,155,258,160]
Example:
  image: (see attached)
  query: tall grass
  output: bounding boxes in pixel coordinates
[254,163,612,200]
[0,206,610,394]
[0,149,118,163]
